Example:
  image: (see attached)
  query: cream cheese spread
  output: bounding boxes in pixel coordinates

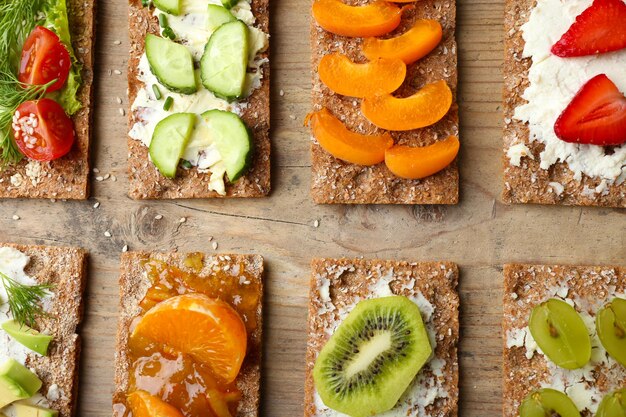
[513,0,626,182]
[129,0,269,194]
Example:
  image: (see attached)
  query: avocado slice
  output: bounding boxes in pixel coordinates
[2,320,53,356]
[0,359,42,407]
[12,403,58,417]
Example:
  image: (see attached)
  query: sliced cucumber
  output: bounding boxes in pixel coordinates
[201,21,249,101]
[145,34,196,95]
[221,0,239,9]
[207,5,236,32]
[153,0,181,15]
[149,113,196,178]
[201,110,252,181]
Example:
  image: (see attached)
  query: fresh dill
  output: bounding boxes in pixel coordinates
[0,270,52,328]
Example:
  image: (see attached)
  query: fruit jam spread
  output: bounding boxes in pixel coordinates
[113,254,261,417]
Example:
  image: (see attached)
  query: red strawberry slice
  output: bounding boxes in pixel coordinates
[554,74,626,146]
[551,0,626,57]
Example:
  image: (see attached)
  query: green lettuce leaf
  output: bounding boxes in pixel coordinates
[43,0,82,115]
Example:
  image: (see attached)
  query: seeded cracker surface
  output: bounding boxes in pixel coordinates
[114,252,264,417]
[0,0,95,200]
[310,1,459,205]
[127,0,270,199]
[502,0,626,207]
[502,264,626,417]
[0,243,87,417]
[305,258,459,416]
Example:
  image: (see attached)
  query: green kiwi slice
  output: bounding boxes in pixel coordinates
[596,297,626,367]
[313,296,432,417]
[519,388,581,417]
[597,389,626,417]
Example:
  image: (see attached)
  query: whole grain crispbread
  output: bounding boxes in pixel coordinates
[310,1,459,205]
[502,264,626,417]
[0,0,95,200]
[126,0,270,199]
[114,251,264,416]
[502,0,626,207]
[0,243,87,417]
[305,258,459,416]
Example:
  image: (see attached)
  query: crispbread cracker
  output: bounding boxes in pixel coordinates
[502,0,626,207]
[0,243,87,417]
[126,0,270,199]
[305,258,459,416]
[0,0,94,200]
[502,264,626,416]
[113,251,264,416]
[310,1,459,205]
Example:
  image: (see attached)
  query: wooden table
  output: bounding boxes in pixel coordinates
[0,0,624,415]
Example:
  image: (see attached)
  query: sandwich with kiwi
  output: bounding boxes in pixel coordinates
[0,243,87,417]
[503,264,626,416]
[305,258,459,416]
[0,0,95,200]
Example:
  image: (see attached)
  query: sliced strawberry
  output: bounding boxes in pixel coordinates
[551,0,626,57]
[554,74,626,146]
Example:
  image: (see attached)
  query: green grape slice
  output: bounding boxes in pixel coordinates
[529,299,591,369]
[519,388,581,417]
[596,389,626,417]
[597,298,626,367]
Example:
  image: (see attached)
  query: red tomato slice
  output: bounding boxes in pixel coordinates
[12,99,75,161]
[19,26,71,92]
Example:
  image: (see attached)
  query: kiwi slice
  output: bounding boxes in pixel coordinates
[519,388,581,417]
[528,298,591,369]
[596,297,626,367]
[313,296,432,417]
[597,389,626,417]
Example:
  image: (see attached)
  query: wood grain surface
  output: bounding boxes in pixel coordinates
[0,0,624,416]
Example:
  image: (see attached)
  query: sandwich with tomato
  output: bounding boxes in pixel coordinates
[0,0,95,199]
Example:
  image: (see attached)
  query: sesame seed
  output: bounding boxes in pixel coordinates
[279,89,284,96]
[114,40,122,45]
[93,202,100,208]
[113,69,122,75]
[111,175,117,182]
[212,242,218,250]
[116,97,123,104]
[95,176,104,181]
[103,174,110,180]
[289,115,296,120]
[155,214,163,220]
[208,236,213,241]
[119,108,126,116]
[93,168,100,173]
[122,245,129,252]
[104,231,112,237]
[313,219,320,228]
[179,217,186,223]
[12,215,20,221]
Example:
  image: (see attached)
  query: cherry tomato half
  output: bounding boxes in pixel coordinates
[12,99,75,161]
[19,26,71,92]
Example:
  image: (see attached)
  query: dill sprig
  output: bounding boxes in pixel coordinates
[0,270,52,328]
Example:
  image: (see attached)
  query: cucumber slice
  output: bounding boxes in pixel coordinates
[153,0,181,14]
[221,0,239,9]
[201,110,252,181]
[145,34,197,95]
[207,5,236,32]
[201,21,249,101]
[149,113,196,178]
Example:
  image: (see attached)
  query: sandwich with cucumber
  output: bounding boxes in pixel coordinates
[0,0,95,200]
[127,0,270,199]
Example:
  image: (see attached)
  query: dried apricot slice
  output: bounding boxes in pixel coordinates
[131,294,247,383]
[306,108,394,166]
[318,53,406,97]
[384,136,459,179]
[312,0,403,37]
[362,19,443,64]
[127,390,184,417]
[361,80,452,131]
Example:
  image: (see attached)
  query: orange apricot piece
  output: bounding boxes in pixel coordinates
[361,80,452,131]
[306,108,394,166]
[362,19,443,64]
[384,136,459,179]
[312,0,403,37]
[318,53,406,97]
[128,390,184,417]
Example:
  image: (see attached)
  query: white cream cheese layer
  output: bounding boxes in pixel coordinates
[129,0,269,194]
[313,267,450,417]
[0,247,53,413]
[513,0,626,182]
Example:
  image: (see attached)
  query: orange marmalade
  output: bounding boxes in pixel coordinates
[113,254,261,417]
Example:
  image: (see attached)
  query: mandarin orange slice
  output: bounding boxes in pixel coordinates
[312,0,403,37]
[318,53,406,97]
[384,136,459,179]
[362,19,443,64]
[361,80,452,131]
[127,390,184,417]
[306,108,394,166]
[207,389,242,417]
[131,294,247,384]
